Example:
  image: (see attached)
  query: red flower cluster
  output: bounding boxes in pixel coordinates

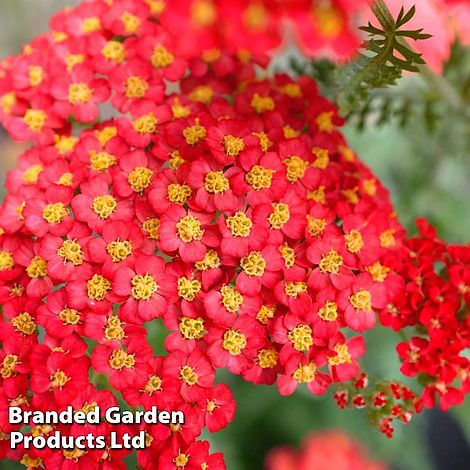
[384,219,470,412]
[265,429,387,470]
[1,0,469,467]
[0,0,410,467]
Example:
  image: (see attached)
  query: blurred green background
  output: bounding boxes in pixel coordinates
[0,1,469,469]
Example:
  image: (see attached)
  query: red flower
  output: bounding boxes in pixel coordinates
[50,65,109,122]
[113,254,169,323]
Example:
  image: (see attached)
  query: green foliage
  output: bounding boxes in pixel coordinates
[336,5,431,114]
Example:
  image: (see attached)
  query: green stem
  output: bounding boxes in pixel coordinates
[371,0,395,31]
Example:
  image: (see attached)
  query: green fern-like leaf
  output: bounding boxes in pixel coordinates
[336,6,431,114]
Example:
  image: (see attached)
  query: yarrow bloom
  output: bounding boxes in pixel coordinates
[0,0,468,467]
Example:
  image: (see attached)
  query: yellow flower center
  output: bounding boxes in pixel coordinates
[68,83,92,105]
[284,281,308,298]
[318,301,338,322]
[240,251,266,277]
[307,186,326,204]
[313,4,343,38]
[106,240,132,262]
[243,2,268,31]
[257,348,279,369]
[245,165,273,190]
[1,92,17,114]
[12,312,36,335]
[174,452,189,469]
[283,125,300,139]
[55,135,78,155]
[366,262,390,282]
[65,53,85,72]
[179,316,205,340]
[128,166,153,193]
[201,48,221,63]
[204,171,229,193]
[171,98,190,118]
[0,251,14,271]
[319,249,343,274]
[176,216,204,243]
[50,370,70,389]
[307,216,326,237]
[26,256,47,278]
[87,274,112,301]
[132,112,158,134]
[345,230,364,254]
[151,44,174,68]
[1,354,20,379]
[183,119,207,145]
[57,239,84,265]
[293,362,316,383]
[222,330,247,356]
[223,135,245,156]
[189,85,214,104]
[280,83,302,98]
[342,188,359,205]
[252,131,273,151]
[143,218,160,240]
[24,109,47,132]
[89,151,116,172]
[256,304,276,323]
[220,285,243,313]
[42,202,68,223]
[177,277,202,301]
[121,12,141,33]
[268,202,290,229]
[349,289,373,312]
[316,111,334,132]
[144,375,162,394]
[380,229,396,248]
[288,325,313,352]
[251,93,275,114]
[180,365,198,385]
[101,40,126,63]
[125,76,149,98]
[328,344,352,366]
[226,211,252,237]
[283,156,308,183]
[131,274,158,300]
[95,126,117,146]
[57,172,73,186]
[312,147,330,169]
[195,249,220,270]
[104,316,125,340]
[279,243,296,268]
[82,16,101,33]
[108,349,135,370]
[363,178,377,196]
[191,0,217,27]
[28,66,44,87]
[63,448,86,461]
[59,308,81,325]
[92,195,117,219]
[167,183,192,204]
[23,164,43,184]
[20,455,43,468]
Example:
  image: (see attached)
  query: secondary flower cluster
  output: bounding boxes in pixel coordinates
[384,220,470,412]
[265,429,388,470]
[332,373,423,438]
